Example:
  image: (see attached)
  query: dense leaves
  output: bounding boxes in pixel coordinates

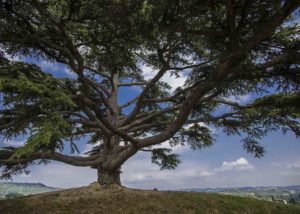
[0,58,76,141]
[0,147,33,180]
[151,148,181,170]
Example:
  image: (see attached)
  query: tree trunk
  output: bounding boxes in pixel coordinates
[96,71,122,186]
[97,167,121,186]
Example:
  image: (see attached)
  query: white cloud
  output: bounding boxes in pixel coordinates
[38,61,74,76]
[81,142,100,157]
[217,157,253,171]
[199,171,214,177]
[0,48,21,61]
[287,161,300,169]
[185,122,206,129]
[142,64,187,91]
[185,157,255,179]
[271,159,300,170]
[122,153,212,189]
[162,73,187,90]
[185,122,218,134]
[227,95,251,104]
[152,141,188,154]
[122,154,254,189]
[142,64,155,80]
[1,140,25,148]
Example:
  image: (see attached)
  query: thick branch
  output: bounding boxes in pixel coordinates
[120,96,139,109]
[121,105,181,132]
[118,81,148,87]
[0,151,101,167]
[83,65,111,79]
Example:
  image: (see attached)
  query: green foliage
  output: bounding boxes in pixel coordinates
[11,113,72,159]
[168,124,215,152]
[0,147,32,179]
[241,138,265,158]
[0,61,75,108]
[0,59,76,138]
[151,148,181,170]
[0,59,78,177]
[250,93,300,117]
[181,124,214,150]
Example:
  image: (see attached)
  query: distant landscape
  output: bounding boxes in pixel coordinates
[180,185,300,205]
[0,182,59,199]
[1,182,299,205]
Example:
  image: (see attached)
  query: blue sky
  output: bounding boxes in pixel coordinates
[1,58,300,190]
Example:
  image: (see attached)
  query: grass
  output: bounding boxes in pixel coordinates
[0,183,299,214]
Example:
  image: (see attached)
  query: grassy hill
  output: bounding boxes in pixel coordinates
[0,183,299,214]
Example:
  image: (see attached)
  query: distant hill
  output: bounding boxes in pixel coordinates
[179,185,300,204]
[0,184,299,214]
[180,185,300,192]
[0,182,59,199]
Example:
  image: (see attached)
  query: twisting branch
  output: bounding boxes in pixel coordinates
[120,96,139,109]
[118,81,148,86]
[127,121,170,133]
[209,99,244,108]
[121,105,181,132]
[83,65,111,79]
[83,78,110,97]
[0,150,101,167]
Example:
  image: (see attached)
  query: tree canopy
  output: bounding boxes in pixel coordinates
[0,0,299,185]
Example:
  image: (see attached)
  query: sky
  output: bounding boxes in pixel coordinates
[1,58,300,190]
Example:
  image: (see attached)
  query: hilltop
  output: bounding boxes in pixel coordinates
[0,183,299,214]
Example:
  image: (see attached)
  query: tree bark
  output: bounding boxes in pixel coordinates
[97,167,121,186]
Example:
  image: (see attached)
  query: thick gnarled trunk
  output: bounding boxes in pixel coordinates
[97,167,121,186]
[96,71,123,186]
